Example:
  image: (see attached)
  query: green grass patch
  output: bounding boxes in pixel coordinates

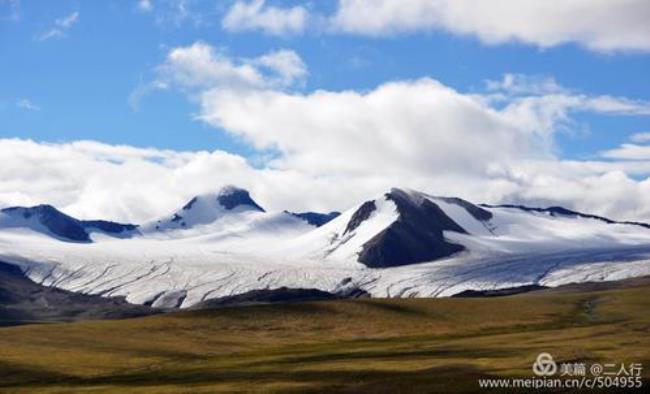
[1,282,649,393]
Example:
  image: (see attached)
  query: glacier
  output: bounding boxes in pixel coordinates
[1,186,650,308]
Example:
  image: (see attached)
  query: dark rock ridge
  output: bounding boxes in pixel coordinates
[344,201,376,235]
[191,286,370,309]
[216,187,265,212]
[0,261,155,326]
[452,284,548,298]
[357,189,467,268]
[287,211,341,227]
[1,205,90,242]
[482,204,650,230]
[182,197,198,210]
[80,220,138,234]
[0,205,137,242]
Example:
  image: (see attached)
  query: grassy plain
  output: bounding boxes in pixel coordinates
[1,279,649,393]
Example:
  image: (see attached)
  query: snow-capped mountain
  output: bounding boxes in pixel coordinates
[0,204,138,242]
[1,186,650,308]
[141,186,266,234]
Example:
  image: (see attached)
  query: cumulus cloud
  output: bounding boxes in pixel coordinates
[193,64,649,177]
[329,0,650,52]
[217,1,650,53]
[129,42,306,108]
[222,0,308,35]
[155,42,266,90]
[253,49,308,87]
[198,79,549,176]
[37,11,79,41]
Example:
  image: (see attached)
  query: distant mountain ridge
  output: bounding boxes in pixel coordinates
[3,186,650,260]
[0,205,137,242]
[2,185,650,308]
[482,204,650,230]
[287,211,341,227]
[0,187,339,242]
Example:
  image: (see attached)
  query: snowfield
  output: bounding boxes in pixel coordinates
[1,187,650,308]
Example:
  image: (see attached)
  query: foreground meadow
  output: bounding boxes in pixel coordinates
[1,279,649,393]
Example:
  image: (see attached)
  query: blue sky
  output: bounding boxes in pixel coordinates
[1,0,650,222]
[2,0,649,156]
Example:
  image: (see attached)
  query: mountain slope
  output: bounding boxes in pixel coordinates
[358,189,469,268]
[0,261,154,325]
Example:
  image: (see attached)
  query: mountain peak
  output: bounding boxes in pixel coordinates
[180,186,265,214]
[148,186,265,233]
[217,184,246,196]
[216,185,265,212]
[1,204,91,242]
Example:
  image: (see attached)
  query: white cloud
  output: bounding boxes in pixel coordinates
[485,74,566,96]
[37,11,79,41]
[253,49,308,87]
[197,75,650,178]
[630,132,650,143]
[479,76,650,145]
[137,0,153,13]
[56,11,79,28]
[157,42,266,90]
[222,0,308,35]
[601,144,650,161]
[16,98,40,111]
[130,42,306,108]
[484,161,650,221]
[198,78,548,177]
[329,0,650,52]
[581,96,650,116]
[216,1,650,53]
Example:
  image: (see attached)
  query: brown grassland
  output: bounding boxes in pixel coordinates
[1,279,649,393]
